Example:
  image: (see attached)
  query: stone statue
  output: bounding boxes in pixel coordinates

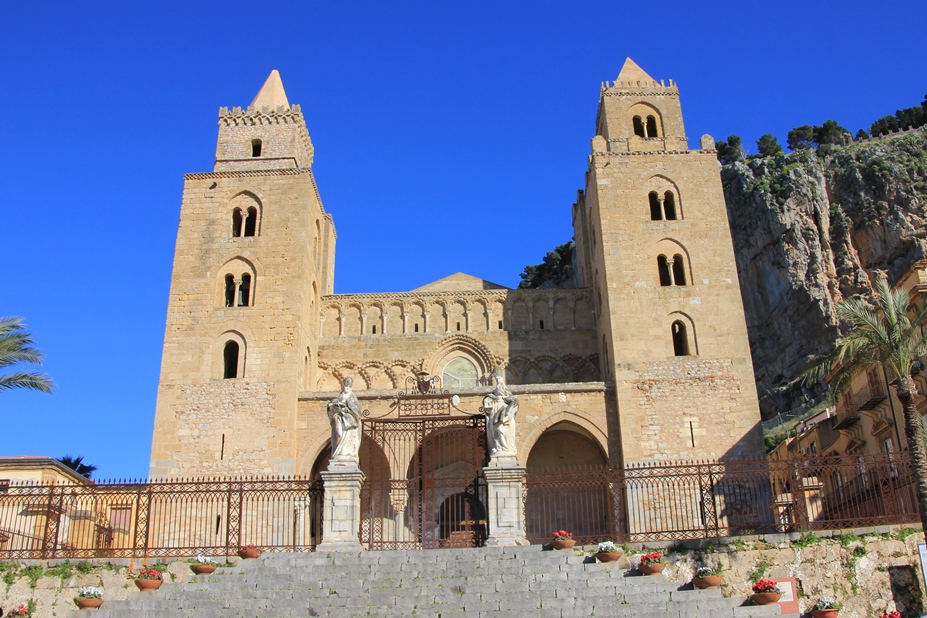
[482,368,518,458]
[327,377,362,463]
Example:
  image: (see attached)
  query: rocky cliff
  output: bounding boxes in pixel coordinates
[722,130,927,418]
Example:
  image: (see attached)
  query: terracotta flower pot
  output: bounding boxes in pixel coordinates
[76,597,104,609]
[191,563,217,575]
[550,539,575,550]
[135,578,162,591]
[238,548,262,559]
[640,563,665,575]
[692,575,723,589]
[751,592,781,605]
[811,610,839,618]
[595,551,621,562]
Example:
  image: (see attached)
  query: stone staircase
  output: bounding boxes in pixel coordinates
[73,546,799,618]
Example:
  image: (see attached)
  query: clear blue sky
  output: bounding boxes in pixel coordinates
[2,1,925,480]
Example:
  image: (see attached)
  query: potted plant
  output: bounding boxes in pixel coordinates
[550,530,575,550]
[878,612,901,618]
[595,541,622,562]
[692,564,723,589]
[7,603,33,616]
[74,585,104,610]
[238,543,262,559]
[639,551,665,575]
[190,555,217,575]
[810,596,842,618]
[751,579,781,605]
[134,568,163,591]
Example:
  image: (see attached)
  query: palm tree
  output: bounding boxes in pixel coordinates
[56,455,97,479]
[803,277,927,531]
[0,317,54,393]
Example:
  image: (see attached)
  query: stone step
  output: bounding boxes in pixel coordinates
[66,546,795,618]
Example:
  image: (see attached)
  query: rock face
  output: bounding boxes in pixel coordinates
[722,130,927,418]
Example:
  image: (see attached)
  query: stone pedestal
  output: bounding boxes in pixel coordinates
[482,460,528,547]
[317,464,365,552]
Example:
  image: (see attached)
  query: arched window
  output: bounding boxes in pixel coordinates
[672,321,689,356]
[657,256,672,286]
[223,341,240,378]
[646,115,658,137]
[672,254,686,286]
[649,192,662,220]
[238,273,252,306]
[632,116,645,137]
[224,274,236,307]
[663,192,677,220]
[232,209,243,238]
[244,207,257,237]
[251,139,262,157]
[443,357,479,389]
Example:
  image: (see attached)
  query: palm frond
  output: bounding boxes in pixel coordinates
[0,372,55,394]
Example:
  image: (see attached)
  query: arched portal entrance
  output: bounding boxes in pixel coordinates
[524,422,613,544]
[360,415,487,550]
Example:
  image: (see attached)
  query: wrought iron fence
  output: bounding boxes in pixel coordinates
[523,452,920,544]
[0,477,322,560]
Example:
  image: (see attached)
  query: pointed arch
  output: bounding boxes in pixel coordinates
[423,335,498,382]
[629,102,663,138]
[643,175,683,221]
[667,311,698,357]
[228,191,263,238]
[651,239,692,287]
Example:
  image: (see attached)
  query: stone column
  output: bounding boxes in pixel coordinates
[317,463,365,552]
[482,458,528,547]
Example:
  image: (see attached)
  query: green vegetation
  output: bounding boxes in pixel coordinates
[803,277,927,533]
[836,532,860,547]
[0,316,55,394]
[791,532,821,548]
[897,527,922,542]
[56,455,98,479]
[518,241,575,289]
[749,560,771,583]
[717,93,925,162]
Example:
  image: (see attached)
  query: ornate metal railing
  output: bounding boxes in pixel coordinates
[523,452,919,544]
[0,477,323,560]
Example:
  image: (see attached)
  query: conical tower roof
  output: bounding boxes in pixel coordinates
[616,58,655,83]
[250,70,290,109]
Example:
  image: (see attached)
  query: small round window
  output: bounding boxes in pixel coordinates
[442,357,479,390]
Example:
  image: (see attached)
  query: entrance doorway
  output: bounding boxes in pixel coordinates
[360,415,487,550]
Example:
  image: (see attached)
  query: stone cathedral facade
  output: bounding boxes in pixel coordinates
[149,60,765,481]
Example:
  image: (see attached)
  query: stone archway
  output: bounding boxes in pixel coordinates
[524,422,612,544]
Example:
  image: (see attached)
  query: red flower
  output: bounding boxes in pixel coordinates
[878,613,902,618]
[752,579,779,593]
[552,530,573,540]
[242,543,258,549]
[640,551,663,566]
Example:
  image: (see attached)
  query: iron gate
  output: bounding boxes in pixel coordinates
[360,414,488,550]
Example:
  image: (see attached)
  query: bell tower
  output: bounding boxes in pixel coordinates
[150,71,336,478]
[575,58,764,464]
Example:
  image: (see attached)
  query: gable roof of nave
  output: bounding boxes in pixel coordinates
[413,272,509,292]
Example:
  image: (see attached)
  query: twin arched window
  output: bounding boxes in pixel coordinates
[649,191,677,220]
[232,207,258,237]
[633,115,659,138]
[224,273,253,307]
[657,254,687,286]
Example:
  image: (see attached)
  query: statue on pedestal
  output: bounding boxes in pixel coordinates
[327,377,362,463]
[482,368,518,458]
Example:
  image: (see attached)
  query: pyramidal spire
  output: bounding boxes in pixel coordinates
[250,70,290,110]
[616,58,655,83]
